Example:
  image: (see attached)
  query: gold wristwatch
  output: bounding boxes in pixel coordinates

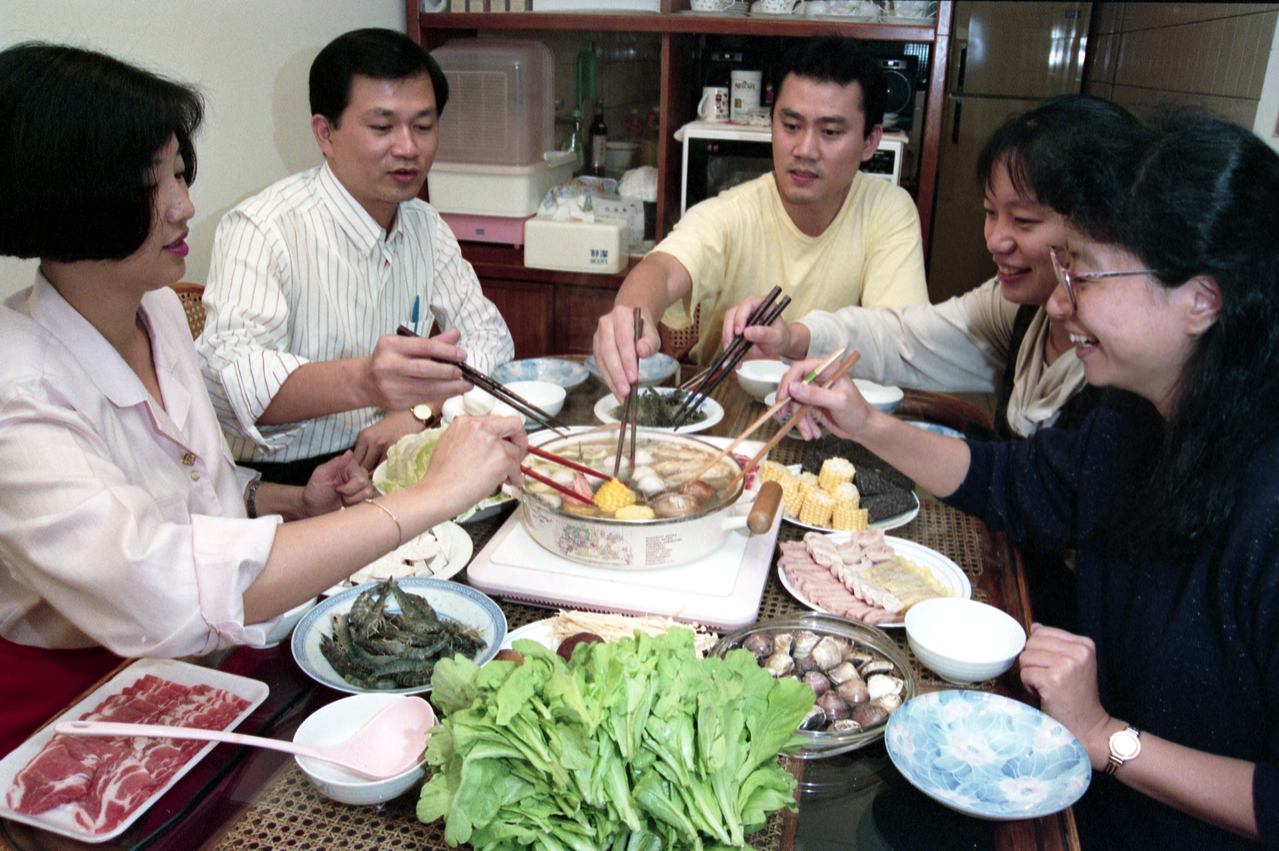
[1105,725,1141,775]
[412,403,435,428]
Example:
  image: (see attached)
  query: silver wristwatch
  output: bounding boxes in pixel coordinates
[1105,726,1141,775]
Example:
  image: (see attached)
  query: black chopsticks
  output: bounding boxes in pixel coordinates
[613,308,642,478]
[396,325,570,437]
[669,289,791,428]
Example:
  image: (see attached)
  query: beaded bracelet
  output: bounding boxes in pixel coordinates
[365,498,403,548]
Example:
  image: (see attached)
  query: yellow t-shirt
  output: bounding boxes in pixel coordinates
[656,171,928,365]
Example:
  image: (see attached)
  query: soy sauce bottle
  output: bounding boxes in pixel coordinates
[588,101,608,178]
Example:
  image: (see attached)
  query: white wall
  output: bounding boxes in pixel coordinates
[0,0,405,299]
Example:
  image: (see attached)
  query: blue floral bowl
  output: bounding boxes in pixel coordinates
[492,358,588,389]
[885,690,1091,820]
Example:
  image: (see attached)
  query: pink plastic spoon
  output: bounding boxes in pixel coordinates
[54,695,435,780]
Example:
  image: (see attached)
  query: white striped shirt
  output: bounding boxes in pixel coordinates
[197,163,513,463]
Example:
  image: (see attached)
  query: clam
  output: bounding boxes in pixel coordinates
[802,670,833,697]
[851,703,890,729]
[772,632,794,655]
[792,631,821,659]
[742,632,774,659]
[762,651,794,678]
[831,718,862,733]
[866,674,904,701]
[859,659,895,678]
[835,676,870,705]
[872,694,902,713]
[798,706,827,732]
[810,636,843,671]
[825,661,861,685]
[817,691,851,721]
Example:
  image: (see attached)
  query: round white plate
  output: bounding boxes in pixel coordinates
[780,464,920,532]
[499,618,558,651]
[777,534,971,628]
[585,353,678,386]
[594,387,724,434]
[322,521,472,596]
[492,358,589,389]
[886,690,1091,820]
[292,578,505,695]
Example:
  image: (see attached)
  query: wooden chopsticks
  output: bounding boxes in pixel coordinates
[396,325,569,437]
[520,464,596,506]
[670,289,791,428]
[683,347,846,483]
[726,350,862,491]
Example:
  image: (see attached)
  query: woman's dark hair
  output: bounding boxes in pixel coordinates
[309,28,449,125]
[975,94,1142,209]
[0,42,203,262]
[1073,114,1279,558]
[772,37,885,133]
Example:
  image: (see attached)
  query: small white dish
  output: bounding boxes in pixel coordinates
[905,597,1026,684]
[293,694,430,805]
[444,381,566,425]
[584,352,679,386]
[594,387,725,434]
[886,691,1090,820]
[735,359,788,401]
[492,358,589,389]
[854,379,904,414]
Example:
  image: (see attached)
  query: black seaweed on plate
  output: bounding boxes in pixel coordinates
[609,387,707,428]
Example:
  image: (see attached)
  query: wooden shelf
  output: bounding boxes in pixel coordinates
[409,3,952,357]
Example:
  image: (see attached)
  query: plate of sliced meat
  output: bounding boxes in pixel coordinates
[0,658,267,842]
[777,529,970,627]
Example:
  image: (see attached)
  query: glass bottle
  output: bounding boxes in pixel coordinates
[588,101,608,178]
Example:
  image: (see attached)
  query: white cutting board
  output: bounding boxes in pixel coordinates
[467,505,780,631]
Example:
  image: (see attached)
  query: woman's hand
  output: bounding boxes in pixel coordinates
[411,414,527,520]
[1018,624,1113,768]
[775,358,877,441]
[301,450,373,516]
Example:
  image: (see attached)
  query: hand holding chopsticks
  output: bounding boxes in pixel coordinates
[396,326,569,437]
[726,351,862,490]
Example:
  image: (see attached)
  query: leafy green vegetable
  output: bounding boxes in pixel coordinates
[418,629,814,851]
[376,426,447,494]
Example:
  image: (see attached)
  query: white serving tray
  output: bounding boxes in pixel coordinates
[0,658,267,843]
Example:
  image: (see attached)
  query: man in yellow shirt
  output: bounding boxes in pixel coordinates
[593,37,928,398]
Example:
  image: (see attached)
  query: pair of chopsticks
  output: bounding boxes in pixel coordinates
[683,347,846,483]
[395,325,569,437]
[613,308,643,477]
[725,349,862,491]
[522,443,615,507]
[670,287,790,428]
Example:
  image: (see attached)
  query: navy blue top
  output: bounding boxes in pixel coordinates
[945,391,1279,850]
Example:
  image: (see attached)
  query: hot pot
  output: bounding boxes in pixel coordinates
[518,428,769,570]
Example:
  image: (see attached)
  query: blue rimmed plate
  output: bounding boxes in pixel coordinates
[584,353,678,386]
[492,358,588,389]
[292,578,506,695]
[885,690,1091,820]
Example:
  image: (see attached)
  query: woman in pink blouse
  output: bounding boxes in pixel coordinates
[0,43,526,756]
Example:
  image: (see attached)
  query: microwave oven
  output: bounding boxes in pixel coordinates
[677,122,906,217]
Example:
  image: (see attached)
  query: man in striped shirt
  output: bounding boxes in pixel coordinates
[198,29,514,485]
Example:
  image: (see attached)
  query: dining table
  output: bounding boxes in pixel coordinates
[0,358,1082,851]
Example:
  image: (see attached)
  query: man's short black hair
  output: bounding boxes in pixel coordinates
[0,42,203,262]
[309,28,450,125]
[772,37,886,132]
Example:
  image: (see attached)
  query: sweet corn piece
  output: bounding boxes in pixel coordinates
[781,481,805,517]
[759,460,790,484]
[831,481,860,508]
[818,457,856,491]
[799,490,835,527]
[593,478,636,513]
[615,504,657,521]
[832,504,870,532]
[799,471,820,490]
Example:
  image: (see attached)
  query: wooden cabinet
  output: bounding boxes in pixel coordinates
[408,2,953,356]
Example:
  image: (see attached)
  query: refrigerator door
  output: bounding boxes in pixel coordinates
[952,1,1092,98]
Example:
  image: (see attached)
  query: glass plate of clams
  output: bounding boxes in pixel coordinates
[711,612,918,758]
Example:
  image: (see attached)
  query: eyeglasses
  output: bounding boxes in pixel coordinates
[1050,246,1159,312]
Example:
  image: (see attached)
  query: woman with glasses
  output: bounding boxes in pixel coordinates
[0,43,526,757]
[776,113,1279,850]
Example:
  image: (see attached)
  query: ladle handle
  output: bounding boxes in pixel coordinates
[54,720,321,761]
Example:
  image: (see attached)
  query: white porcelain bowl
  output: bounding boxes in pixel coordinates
[250,597,317,648]
[854,379,904,414]
[293,694,431,805]
[905,598,1027,684]
[735,359,788,401]
[444,380,566,424]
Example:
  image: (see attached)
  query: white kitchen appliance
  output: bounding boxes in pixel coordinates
[676,121,907,216]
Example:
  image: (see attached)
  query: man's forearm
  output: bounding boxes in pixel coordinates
[257,360,369,425]
[615,252,690,320]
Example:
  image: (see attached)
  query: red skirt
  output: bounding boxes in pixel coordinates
[0,635,123,759]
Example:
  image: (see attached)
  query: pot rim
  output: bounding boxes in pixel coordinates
[522,427,747,525]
